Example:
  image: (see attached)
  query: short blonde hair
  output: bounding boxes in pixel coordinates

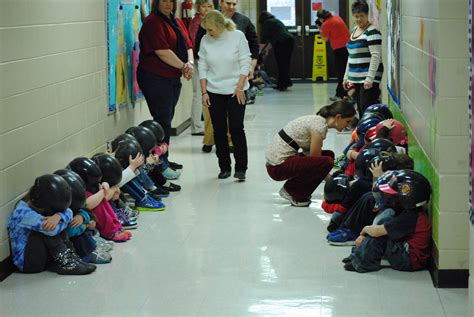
[201,10,236,32]
[195,0,213,11]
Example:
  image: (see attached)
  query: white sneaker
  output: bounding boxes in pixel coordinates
[278,187,311,207]
[162,167,181,180]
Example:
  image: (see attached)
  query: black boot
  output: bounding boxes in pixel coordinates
[50,248,96,275]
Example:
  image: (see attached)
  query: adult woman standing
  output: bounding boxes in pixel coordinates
[199,10,251,181]
[265,100,356,207]
[343,0,384,116]
[317,9,350,100]
[137,0,193,176]
[258,11,294,91]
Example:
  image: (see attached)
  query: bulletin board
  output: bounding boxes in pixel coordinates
[386,0,401,108]
[469,0,474,224]
[107,0,145,112]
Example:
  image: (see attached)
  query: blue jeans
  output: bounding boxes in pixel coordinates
[373,208,395,225]
[136,168,156,191]
[122,179,146,201]
[350,236,412,272]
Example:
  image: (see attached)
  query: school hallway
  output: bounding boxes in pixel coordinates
[0,84,467,317]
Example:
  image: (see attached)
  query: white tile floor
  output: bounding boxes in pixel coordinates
[0,84,468,316]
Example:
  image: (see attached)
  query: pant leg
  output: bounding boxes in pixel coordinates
[357,82,381,115]
[334,47,349,97]
[274,38,294,88]
[136,168,156,191]
[22,231,69,273]
[350,235,388,272]
[190,63,204,133]
[341,192,377,235]
[227,95,248,172]
[148,165,167,186]
[69,230,97,258]
[121,179,147,201]
[385,240,412,271]
[208,92,232,171]
[266,154,334,201]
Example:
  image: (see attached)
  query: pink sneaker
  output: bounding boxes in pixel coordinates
[111,231,130,242]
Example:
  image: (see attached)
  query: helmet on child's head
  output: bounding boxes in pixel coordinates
[359,111,385,124]
[54,169,86,211]
[368,154,397,177]
[125,126,157,155]
[29,174,72,216]
[139,120,165,143]
[365,104,393,120]
[114,140,144,169]
[372,170,397,192]
[365,138,397,153]
[91,153,123,186]
[111,133,138,152]
[356,115,383,141]
[67,157,102,193]
[324,174,352,203]
[355,148,381,179]
[374,120,407,145]
[378,169,431,210]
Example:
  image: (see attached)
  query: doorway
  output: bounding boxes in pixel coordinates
[258,0,347,81]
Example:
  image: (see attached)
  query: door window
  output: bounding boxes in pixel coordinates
[267,0,296,26]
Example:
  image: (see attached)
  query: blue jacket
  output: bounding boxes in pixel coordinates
[7,201,72,271]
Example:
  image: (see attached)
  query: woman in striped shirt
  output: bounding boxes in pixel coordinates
[343,0,384,117]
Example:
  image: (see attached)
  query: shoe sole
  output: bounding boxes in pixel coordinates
[135,207,166,212]
[328,240,356,246]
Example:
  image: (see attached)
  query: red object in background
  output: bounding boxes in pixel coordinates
[181,0,193,27]
[312,2,323,11]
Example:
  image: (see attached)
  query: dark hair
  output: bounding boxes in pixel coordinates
[317,9,332,20]
[258,11,274,24]
[317,100,356,119]
[393,153,414,170]
[352,0,369,14]
[151,0,176,15]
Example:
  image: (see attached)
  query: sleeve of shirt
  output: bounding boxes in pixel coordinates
[144,19,171,51]
[341,180,372,209]
[18,209,72,237]
[119,167,138,188]
[321,22,330,39]
[198,38,209,79]
[366,28,382,83]
[260,21,271,44]
[244,19,260,59]
[384,211,418,240]
[79,209,91,224]
[238,33,251,76]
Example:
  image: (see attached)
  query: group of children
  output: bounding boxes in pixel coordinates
[7,120,182,275]
[321,103,432,273]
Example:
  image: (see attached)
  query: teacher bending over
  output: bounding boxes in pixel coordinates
[265,100,356,207]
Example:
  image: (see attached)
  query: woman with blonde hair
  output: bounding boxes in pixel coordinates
[199,10,251,181]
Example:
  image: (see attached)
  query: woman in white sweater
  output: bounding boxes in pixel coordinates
[199,10,251,181]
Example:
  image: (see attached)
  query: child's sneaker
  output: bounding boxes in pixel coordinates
[122,204,140,220]
[135,195,166,212]
[149,187,170,199]
[114,207,139,229]
[82,249,112,264]
[162,182,181,192]
[93,234,114,251]
[327,228,357,246]
[278,187,311,207]
[162,167,181,180]
[110,230,131,242]
[51,249,97,275]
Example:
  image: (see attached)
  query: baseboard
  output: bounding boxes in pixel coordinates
[171,118,190,136]
[429,242,469,288]
[0,256,15,281]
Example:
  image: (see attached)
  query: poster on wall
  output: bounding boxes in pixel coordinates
[310,0,339,26]
[386,0,400,107]
[107,0,144,112]
[469,0,474,224]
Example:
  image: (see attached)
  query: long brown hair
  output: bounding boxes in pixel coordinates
[316,100,356,119]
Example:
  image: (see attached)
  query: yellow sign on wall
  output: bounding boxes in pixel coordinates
[312,34,327,81]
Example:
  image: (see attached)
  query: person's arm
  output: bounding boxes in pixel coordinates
[309,130,323,157]
[360,224,388,237]
[18,208,73,236]
[86,184,107,209]
[244,19,259,77]
[365,28,382,86]
[198,39,210,106]
[140,0,148,22]
[155,49,186,69]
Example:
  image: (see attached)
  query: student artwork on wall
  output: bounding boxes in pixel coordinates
[386,0,400,108]
[107,0,144,112]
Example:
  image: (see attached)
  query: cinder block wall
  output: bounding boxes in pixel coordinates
[0,0,191,263]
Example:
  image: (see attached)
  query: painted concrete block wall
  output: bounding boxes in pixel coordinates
[399,0,470,272]
[0,0,192,262]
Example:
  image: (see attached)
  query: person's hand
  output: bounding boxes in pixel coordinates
[248,69,254,80]
[202,92,211,107]
[369,160,384,178]
[343,80,350,90]
[112,187,121,201]
[101,182,110,193]
[105,185,120,201]
[129,153,144,171]
[182,62,194,80]
[355,235,366,247]
[363,80,373,90]
[87,220,96,230]
[42,214,61,231]
[70,214,84,228]
[381,119,394,130]
[234,88,246,105]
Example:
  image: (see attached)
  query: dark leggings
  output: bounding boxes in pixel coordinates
[352,82,381,116]
[22,231,69,273]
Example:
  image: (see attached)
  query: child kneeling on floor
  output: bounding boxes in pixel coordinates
[7,174,96,275]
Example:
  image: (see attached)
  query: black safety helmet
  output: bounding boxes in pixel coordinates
[91,153,123,186]
[139,120,165,143]
[378,169,432,210]
[372,170,397,192]
[54,169,86,212]
[364,138,397,153]
[355,148,381,179]
[359,111,385,124]
[365,104,393,120]
[367,154,397,178]
[111,133,138,152]
[324,174,352,203]
[114,140,144,169]
[29,174,72,216]
[67,157,102,193]
[125,126,157,155]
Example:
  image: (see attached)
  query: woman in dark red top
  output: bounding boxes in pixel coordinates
[137,0,194,171]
